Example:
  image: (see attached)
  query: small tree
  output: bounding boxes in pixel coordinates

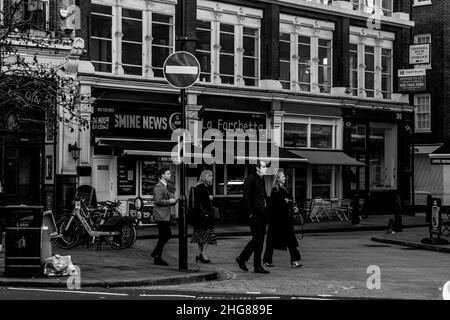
[0,0,88,133]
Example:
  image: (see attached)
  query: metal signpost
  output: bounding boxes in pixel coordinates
[163,51,200,271]
[421,198,449,245]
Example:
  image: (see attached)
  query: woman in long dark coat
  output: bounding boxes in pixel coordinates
[189,170,217,263]
[263,169,302,268]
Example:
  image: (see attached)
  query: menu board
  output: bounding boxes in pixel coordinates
[142,161,158,196]
[117,158,136,195]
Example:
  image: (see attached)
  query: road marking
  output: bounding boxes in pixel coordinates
[291,296,333,300]
[8,287,129,296]
[165,66,198,74]
[246,292,261,294]
[139,294,197,299]
[255,296,280,300]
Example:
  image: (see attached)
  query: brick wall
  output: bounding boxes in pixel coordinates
[411,0,449,144]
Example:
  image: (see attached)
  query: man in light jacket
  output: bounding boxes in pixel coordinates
[151,166,178,266]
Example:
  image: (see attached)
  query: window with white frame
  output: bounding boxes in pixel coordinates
[415,94,431,132]
[196,0,262,87]
[352,0,392,17]
[349,27,394,99]
[90,1,175,77]
[279,15,334,94]
[414,34,431,44]
[283,117,342,149]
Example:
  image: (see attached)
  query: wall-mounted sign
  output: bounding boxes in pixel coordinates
[92,103,181,139]
[409,44,430,64]
[398,68,426,92]
[431,158,450,165]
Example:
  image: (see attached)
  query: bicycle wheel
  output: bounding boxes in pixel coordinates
[105,220,136,250]
[53,216,83,249]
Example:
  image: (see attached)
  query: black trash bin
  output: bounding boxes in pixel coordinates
[1,206,44,277]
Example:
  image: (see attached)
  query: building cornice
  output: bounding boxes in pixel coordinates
[78,74,413,113]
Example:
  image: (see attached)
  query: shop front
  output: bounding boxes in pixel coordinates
[0,106,46,207]
[342,108,414,215]
[91,91,182,225]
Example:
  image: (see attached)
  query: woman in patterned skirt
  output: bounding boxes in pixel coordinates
[189,169,217,263]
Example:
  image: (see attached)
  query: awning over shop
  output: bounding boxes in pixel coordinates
[414,144,442,155]
[429,142,450,164]
[288,149,365,166]
[97,138,307,163]
[97,138,176,157]
[234,146,308,163]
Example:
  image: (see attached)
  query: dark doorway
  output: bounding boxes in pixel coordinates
[1,137,43,206]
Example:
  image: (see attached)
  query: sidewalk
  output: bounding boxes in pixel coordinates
[136,214,427,239]
[0,243,223,288]
[371,227,450,253]
[0,214,427,289]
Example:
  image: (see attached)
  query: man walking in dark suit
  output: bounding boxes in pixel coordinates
[236,160,270,274]
[152,167,179,266]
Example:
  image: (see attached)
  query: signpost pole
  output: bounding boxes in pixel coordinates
[179,88,188,271]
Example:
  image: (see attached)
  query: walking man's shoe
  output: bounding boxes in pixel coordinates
[254,266,270,274]
[235,257,248,271]
[154,257,169,266]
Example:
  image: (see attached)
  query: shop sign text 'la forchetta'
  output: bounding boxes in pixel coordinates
[92,104,181,139]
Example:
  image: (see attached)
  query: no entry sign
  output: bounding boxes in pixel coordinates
[163,51,200,89]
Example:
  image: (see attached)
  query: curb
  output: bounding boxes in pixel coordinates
[371,236,450,253]
[0,270,220,288]
[137,224,429,239]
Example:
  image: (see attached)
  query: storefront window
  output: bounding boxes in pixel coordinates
[369,123,397,189]
[226,165,245,195]
[294,165,307,202]
[284,123,307,148]
[311,125,332,148]
[117,157,136,196]
[351,124,366,149]
[215,165,225,195]
[312,165,332,198]
[141,160,158,196]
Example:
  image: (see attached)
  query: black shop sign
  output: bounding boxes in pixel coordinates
[92,103,181,139]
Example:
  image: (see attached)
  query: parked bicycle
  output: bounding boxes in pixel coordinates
[54,198,136,250]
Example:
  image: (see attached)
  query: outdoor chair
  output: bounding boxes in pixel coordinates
[330,198,349,221]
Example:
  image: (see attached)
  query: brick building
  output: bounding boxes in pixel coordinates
[66,0,415,224]
[410,0,450,207]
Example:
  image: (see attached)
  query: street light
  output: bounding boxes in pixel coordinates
[68,142,81,161]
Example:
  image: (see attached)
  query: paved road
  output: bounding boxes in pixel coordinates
[133,231,450,300]
[0,286,339,300]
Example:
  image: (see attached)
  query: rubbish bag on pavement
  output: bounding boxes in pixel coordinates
[43,254,77,277]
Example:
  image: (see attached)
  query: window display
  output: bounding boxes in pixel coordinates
[141,160,158,196]
[117,157,136,196]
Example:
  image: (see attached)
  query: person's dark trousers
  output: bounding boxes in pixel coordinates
[152,221,172,258]
[264,244,301,264]
[288,245,301,262]
[239,216,267,268]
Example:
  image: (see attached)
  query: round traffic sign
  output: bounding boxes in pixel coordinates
[163,51,200,89]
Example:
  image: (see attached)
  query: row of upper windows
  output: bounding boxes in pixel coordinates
[89,2,396,100]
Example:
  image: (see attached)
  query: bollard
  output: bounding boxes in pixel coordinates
[394,194,402,232]
[352,195,360,225]
[0,231,5,252]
